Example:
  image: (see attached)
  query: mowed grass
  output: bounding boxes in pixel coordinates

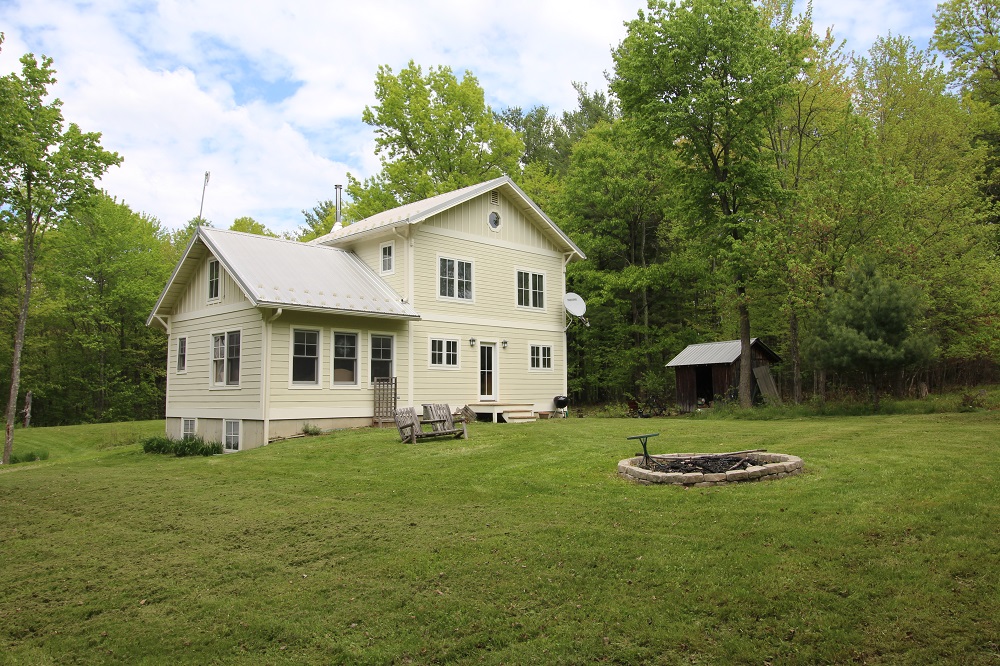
[1,414,998,665]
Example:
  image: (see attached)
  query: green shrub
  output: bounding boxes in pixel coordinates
[142,435,222,457]
[959,390,989,412]
[301,423,323,436]
[9,450,49,464]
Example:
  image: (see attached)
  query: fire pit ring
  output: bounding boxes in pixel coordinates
[618,450,803,486]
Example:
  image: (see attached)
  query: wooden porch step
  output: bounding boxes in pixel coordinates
[502,410,536,424]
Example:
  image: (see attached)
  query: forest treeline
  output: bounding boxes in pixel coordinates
[3,0,1000,428]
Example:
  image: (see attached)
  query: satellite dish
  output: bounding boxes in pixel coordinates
[564,292,587,317]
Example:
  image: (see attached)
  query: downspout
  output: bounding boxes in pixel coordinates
[155,315,171,429]
[262,308,283,444]
[561,253,573,399]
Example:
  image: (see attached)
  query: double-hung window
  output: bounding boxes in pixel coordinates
[517,271,544,309]
[292,329,320,384]
[208,260,220,300]
[176,337,187,373]
[371,335,393,381]
[181,418,196,440]
[439,258,473,300]
[430,338,459,368]
[212,331,241,386]
[380,241,394,274]
[530,345,552,370]
[333,333,357,385]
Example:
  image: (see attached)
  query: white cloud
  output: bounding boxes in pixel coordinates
[1,0,941,234]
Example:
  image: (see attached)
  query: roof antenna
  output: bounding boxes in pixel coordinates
[333,184,343,231]
[197,171,210,224]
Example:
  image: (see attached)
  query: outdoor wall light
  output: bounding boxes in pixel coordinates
[469,337,476,347]
[501,339,508,348]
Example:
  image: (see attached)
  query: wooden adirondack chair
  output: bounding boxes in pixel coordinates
[393,405,467,444]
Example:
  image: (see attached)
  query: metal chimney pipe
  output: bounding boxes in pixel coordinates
[335,184,342,227]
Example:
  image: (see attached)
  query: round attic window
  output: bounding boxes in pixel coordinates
[488,211,502,231]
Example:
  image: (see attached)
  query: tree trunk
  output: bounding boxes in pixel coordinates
[3,228,35,465]
[22,391,32,428]
[789,309,802,404]
[737,287,752,408]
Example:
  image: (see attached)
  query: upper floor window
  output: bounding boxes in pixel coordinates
[380,241,394,275]
[208,259,220,300]
[430,338,459,368]
[333,332,357,385]
[517,271,544,309]
[439,257,472,300]
[176,337,187,373]
[212,330,240,386]
[371,334,394,381]
[292,329,320,384]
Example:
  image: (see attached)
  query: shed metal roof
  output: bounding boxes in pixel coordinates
[148,227,419,327]
[666,339,780,367]
[311,176,586,261]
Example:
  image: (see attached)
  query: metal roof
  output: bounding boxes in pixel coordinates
[666,339,779,367]
[311,176,586,261]
[148,227,419,327]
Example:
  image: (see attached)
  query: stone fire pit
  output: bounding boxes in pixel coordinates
[618,450,803,487]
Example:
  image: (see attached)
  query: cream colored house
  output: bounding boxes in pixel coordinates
[148,176,586,450]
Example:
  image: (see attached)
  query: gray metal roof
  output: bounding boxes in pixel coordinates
[311,176,586,261]
[148,227,419,326]
[666,339,778,367]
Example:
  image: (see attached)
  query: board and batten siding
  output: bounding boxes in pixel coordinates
[423,190,553,251]
[172,253,247,316]
[266,312,410,420]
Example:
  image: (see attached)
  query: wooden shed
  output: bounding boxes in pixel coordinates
[666,339,781,413]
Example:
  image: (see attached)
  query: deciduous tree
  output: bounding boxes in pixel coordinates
[345,61,523,219]
[0,43,121,463]
[612,0,809,406]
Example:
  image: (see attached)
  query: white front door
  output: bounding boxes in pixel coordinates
[479,343,496,401]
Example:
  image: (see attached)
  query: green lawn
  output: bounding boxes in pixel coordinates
[1,414,997,664]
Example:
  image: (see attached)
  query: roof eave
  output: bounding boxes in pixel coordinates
[254,300,420,320]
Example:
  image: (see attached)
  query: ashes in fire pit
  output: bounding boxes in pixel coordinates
[618,448,803,486]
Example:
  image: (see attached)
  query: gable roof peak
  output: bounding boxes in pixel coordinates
[311,176,584,260]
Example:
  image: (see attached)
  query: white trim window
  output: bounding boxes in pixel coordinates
[530,344,553,370]
[212,330,241,386]
[370,334,394,381]
[224,420,241,451]
[333,332,358,386]
[517,270,545,309]
[292,328,321,385]
[430,338,459,369]
[439,257,473,301]
[208,259,220,301]
[380,241,394,275]
[176,336,187,373]
[181,418,196,440]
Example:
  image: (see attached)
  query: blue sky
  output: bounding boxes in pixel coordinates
[0,0,941,235]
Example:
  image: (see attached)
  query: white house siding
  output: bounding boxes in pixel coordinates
[352,236,408,298]
[164,260,264,447]
[266,312,411,422]
[406,192,567,411]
